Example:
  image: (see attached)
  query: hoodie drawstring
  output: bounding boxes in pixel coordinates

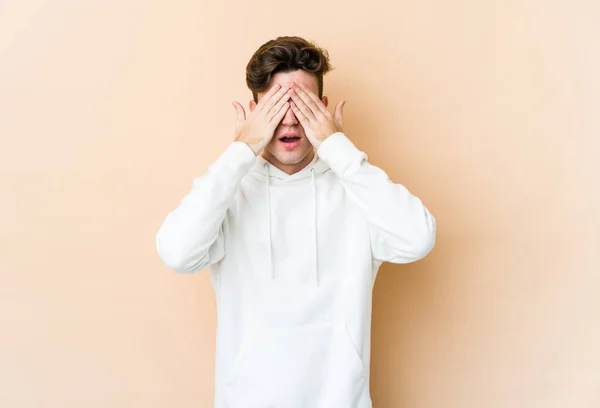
[311,168,319,286]
[264,163,274,280]
[263,163,319,286]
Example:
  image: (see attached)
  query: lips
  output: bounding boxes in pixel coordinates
[279,134,301,149]
[280,136,300,142]
[279,132,300,141]
[278,131,302,149]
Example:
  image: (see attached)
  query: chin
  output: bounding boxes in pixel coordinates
[268,147,312,165]
[273,153,307,165]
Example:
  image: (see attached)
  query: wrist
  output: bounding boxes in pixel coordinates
[233,137,259,156]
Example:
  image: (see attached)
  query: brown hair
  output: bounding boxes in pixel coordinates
[246,36,333,103]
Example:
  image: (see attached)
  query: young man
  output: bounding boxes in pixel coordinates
[156,36,436,408]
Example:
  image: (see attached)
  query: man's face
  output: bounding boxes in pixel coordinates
[250,70,328,170]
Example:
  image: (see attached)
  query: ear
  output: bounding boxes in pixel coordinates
[249,100,257,112]
[321,95,329,108]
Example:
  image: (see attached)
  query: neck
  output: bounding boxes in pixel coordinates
[261,149,315,175]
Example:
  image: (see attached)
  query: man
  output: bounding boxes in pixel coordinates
[156,36,436,408]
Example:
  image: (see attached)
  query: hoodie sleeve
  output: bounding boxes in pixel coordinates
[317,132,436,264]
[155,141,257,274]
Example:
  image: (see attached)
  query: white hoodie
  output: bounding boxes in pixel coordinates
[156,131,436,408]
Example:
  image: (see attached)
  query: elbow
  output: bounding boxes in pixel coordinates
[395,231,435,264]
[385,215,437,264]
[414,227,436,260]
[155,232,204,274]
[415,213,437,260]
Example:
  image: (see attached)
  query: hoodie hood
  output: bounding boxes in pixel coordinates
[250,151,330,180]
[248,152,330,286]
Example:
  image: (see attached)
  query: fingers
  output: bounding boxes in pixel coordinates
[289,87,317,122]
[232,101,246,122]
[257,83,289,113]
[269,101,290,126]
[289,101,309,127]
[292,82,328,116]
[267,88,292,119]
[334,100,345,126]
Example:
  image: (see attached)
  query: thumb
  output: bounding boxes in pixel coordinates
[334,100,346,126]
[232,101,246,122]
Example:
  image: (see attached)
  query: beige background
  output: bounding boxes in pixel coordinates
[1,0,599,407]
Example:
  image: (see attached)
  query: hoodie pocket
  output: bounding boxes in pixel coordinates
[224,320,366,408]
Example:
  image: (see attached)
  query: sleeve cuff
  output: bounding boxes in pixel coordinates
[210,141,257,179]
[317,132,367,175]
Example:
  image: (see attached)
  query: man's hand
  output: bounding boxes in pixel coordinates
[232,83,292,156]
[288,81,346,150]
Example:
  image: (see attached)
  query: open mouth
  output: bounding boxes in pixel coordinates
[280,136,301,149]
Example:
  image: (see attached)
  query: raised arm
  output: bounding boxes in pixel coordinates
[288,81,436,264]
[156,143,256,273]
[318,132,436,263]
[156,82,293,273]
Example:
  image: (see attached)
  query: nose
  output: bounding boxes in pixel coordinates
[281,101,299,125]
